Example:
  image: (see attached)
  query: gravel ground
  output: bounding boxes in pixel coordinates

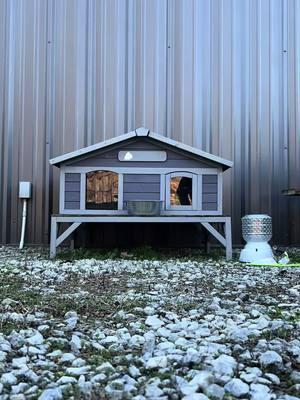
[0,246,299,400]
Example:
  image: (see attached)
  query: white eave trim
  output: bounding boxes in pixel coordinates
[50,130,137,166]
[50,126,233,170]
[148,131,233,169]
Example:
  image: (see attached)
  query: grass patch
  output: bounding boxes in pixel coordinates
[82,348,119,364]
[0,320,29,335]
[260,327,298,341]
[162,298,201,314]
[0,291,147,324]
[56,245,226,262]
[0,270,152,333]
[56,247,121,261]
[0,275,46,309]
[268,306,300,323]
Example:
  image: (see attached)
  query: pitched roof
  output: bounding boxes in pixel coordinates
[49,127,233,170]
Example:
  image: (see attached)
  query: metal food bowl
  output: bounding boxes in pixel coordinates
[242,214,272,242]
[126,200,162,216]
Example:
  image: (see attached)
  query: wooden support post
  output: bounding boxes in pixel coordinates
[50,219,81,258]
[50,217,57,259]
[225,217,232,261]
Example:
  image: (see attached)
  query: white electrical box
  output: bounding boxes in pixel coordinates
[19,182,32,199]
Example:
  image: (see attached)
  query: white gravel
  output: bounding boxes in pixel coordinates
[0,246,299,399]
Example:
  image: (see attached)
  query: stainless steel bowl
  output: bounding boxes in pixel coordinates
[242,214,272,242]
[126,200,162,216]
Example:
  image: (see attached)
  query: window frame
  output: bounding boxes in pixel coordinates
[60,168,124,215]
[165,172,198,211]
[83,171,123,213]
[85,170,120,211]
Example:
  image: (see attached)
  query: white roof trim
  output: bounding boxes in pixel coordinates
[50,127,233,169]
[49,130,137,165]
[148,131,233,168]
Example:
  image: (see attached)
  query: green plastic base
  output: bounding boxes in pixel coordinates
[248,262,300,267]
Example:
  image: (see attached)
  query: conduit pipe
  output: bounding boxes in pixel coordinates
[19,198,27,249]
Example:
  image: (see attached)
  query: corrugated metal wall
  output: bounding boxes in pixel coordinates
[0,0,299,246]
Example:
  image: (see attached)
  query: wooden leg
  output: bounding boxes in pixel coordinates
[50,217,57,259]
[200,221,231,260]
[225,217,232,261]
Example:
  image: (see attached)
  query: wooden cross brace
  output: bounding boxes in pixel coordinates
[200,219,232,260]
[50,218,81,258]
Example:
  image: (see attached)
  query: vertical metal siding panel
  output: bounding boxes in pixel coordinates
[210,0,221,157]
[231,0,243,241]
[134,0,167,133]
[126,0,136,132]
[5,1,22,244]
[115,1,127,137]
[179,0,194,146]
[75,0,87,150]
[270,0,289,244]
[85,0,96,147]
[166,0,175,139]
[62,1,76,153]
[193,1,211,151]
[88,0,129,143]
[0,0,7,243]
[92,0,105,143]
[50,0,66,219]
[258,0,271,214]
[242,0,251,219]
[287,0,300,244]
[295,0,300,243]
[102,1,121,138]
[29,1,48,244]
[168,0,182,142]
[249,0,260,215]
[219,0,233,228]
[44,0,55,245]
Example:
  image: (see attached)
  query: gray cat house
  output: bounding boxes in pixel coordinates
[49,127,233,258]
